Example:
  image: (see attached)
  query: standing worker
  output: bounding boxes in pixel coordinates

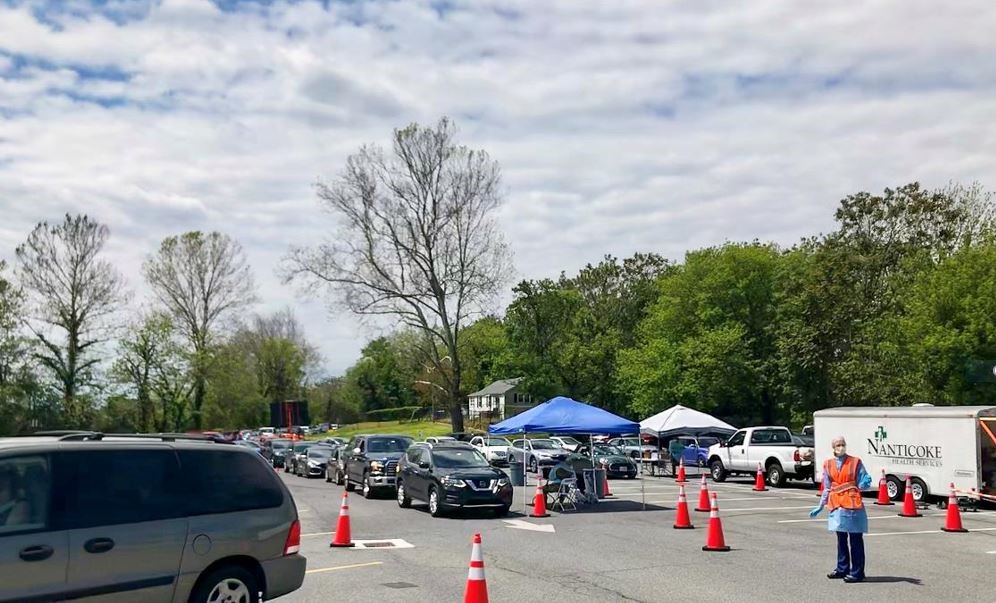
[668,438,685,476]
[809,436,873,583]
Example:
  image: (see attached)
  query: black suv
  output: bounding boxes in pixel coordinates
[0,432,305,603]
[397,442,512,517]
[341,435,413,498]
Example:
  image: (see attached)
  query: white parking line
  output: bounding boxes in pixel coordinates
[778,510,996,524]
[305,561,383,575]
[867,527,996,537]
[721,505,814,512]
[302,531,333,538]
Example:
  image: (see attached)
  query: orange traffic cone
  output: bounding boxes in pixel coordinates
[702,492,730,552]
[463,533,489,603]
[898,476,922,518]
[602,471,613,497]
[752,462,767,492]
[874,470,893,506]
[941,484,968,533]
[673,483,694,529]
[675,458,687,483]
[530,480,550,518]
[695,474,711,512]
[330,491,355,548]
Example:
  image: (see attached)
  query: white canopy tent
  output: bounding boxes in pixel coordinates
[639,405,737,439]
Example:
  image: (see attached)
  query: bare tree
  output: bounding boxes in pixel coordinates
[143,231,256,429]
[284,119,513,432]
[15,214,125,426]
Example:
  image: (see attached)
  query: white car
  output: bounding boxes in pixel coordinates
[469,435,513,466]
[549,436,583,452]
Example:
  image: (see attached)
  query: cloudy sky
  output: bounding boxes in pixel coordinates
[1,0,994,376]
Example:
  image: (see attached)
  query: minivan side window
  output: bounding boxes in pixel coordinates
[53,450,182,529]
[179,450,283,515]
[0,455,50,535]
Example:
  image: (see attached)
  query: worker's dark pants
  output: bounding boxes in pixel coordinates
[835,531,865,578]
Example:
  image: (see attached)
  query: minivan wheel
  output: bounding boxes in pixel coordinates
[192,565,259,603]
[335,469,345,486]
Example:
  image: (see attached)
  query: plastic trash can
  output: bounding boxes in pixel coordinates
[509,461,525,486]
[583,468,607,499]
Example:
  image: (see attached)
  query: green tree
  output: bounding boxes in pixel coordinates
[144,231,257,429]
[112,312,176,432]
[618,243,781,425]
[900,241,996,405]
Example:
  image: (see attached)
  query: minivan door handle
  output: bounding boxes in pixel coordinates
[83,538,115,554]
[19,545,54,562]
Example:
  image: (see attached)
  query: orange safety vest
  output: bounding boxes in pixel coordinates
[824,456,864,512]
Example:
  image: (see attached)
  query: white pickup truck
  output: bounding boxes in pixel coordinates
[707,426,815,487]
[469,435,513,466]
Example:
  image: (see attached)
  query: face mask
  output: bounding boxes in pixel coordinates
[834,446,847,457]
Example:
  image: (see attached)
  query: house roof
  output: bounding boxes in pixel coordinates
[468,378,523,398]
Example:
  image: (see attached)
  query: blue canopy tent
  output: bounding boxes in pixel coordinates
[489,396,646,511]
[488,396,639,435]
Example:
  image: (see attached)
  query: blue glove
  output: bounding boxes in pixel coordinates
[809,505,823,518]
[859,474,872,489]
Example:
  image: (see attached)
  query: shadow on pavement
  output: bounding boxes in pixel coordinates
[861,576,923,585]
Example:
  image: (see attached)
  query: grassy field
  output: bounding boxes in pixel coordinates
[306,420,455,441]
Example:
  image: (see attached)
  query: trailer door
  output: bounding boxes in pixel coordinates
[981,419,996,495]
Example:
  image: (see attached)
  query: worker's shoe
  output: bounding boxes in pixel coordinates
[843,575,864,583]
[827,571,846,579]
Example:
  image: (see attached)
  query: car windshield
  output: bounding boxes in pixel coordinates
[486,438,510,446]
[308,447,333,459]
[697,437,720,448]
[272,440,291,450]
[530,440,557,450]
[368,437,412,453]
[559,437,581,445]
[595,445,623,455]
[432,449,490,468]
[293,443,314,453]
[616,438,638,446]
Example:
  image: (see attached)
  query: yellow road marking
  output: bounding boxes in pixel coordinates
[306,561,384,575]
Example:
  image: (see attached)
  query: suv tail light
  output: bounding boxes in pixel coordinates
[283,520,301,556]
[793,449,801,462]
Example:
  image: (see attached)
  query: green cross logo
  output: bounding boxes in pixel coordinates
[874,426,887,441]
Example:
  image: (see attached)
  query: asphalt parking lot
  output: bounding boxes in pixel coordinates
[274,468,996,602]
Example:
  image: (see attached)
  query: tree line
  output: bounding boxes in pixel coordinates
[0,221,329,435]
[331,181,996,429]
[4,118,995,435]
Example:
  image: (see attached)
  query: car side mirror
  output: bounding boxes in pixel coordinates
[353,448,362,455]
[419,461,430,469]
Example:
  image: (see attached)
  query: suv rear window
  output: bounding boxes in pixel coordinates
[179,450,284,515]
[53,449,183,529]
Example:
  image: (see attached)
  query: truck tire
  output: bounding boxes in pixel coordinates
[710,460,727,482]
[766,461,786,488]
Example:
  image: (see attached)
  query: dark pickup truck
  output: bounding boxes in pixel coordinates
[341,434,414,498]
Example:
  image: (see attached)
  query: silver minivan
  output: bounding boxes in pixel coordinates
[0,432,306,603]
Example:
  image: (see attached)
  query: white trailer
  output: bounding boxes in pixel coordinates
[813,405,996,503]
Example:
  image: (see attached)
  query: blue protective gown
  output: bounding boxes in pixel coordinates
[819,455,871,533]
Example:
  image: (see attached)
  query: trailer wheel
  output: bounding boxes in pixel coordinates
[886,475,903,501]
[910,477,928,502]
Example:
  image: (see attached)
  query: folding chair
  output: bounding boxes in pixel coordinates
[552,477,580,512]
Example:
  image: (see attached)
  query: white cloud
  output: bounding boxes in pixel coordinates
[1,0,995,374]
